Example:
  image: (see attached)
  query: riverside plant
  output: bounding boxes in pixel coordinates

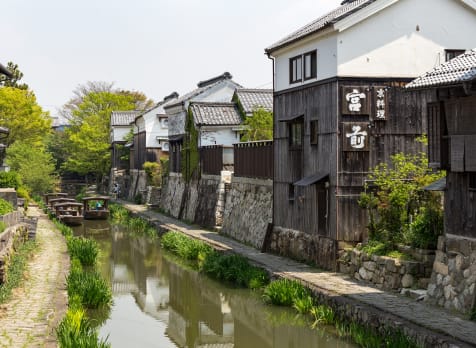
[67,237,99,267]
[110,204,157,238]
[161,231,268,290]
[262,278,420,348]
[66,258,112,309]
[56,295,110,348]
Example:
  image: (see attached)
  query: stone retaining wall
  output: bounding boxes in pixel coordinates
[269,227,337,270]
[127,170,148,202]
[426,235,476,314]
[0,224,29,284]
[338,247,435,290]
[0,212,23,228]
[221,176,272,249]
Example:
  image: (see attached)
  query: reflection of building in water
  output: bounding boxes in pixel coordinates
[166,261,234,348]
[109,227,170,323]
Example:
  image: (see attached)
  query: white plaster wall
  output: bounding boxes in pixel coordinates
[112,126,133,143]
[166,80,240,136]
[271,0,476,92]
[135,117,145,133]
[273,33,338,92]
[337,0,476,78]
[199,128,240,147]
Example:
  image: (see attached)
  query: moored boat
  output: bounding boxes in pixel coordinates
[82,196,110,220]
[55,202,84,226]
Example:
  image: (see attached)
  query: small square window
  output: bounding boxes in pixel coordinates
[310,120,318,145]
[289,56,302,84]
[304,51,317,80]
[445,49,465,62]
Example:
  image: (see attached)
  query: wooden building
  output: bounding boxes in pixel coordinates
[110,111,140,170]
[265,0,476,269]
[407,49,476,238]
[406,49,476,314]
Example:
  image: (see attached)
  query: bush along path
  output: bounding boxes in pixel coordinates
[0,206,69,348]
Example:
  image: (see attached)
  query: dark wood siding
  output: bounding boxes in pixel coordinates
[274,81,338,239]
[201,145,223,175]
[133,132,146,170]
[445,172,476,238]
[273,78,434,246]
[234,141,273,179]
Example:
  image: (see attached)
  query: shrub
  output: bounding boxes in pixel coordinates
[161,231,213,261]
[263,279,310,306]
[0,171,22,189]
[67,237,99,267]
[143,161,162,187]
[67,263,112,309]
[109,204,129,223]
[0,198,14,215]
[359,148,445,251]
[201,252,268,289]
[404,206,443,249]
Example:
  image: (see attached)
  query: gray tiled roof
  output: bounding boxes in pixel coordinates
[265,0,375,54]
[190,102,242,126]
[165,73,241,109]
[406,49,476,89]
[111,111,140,126]
[235,88,273,114]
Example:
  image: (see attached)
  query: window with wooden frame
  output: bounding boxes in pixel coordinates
[310,120,319,146]
[303,50,317,80]
[289,55,302,84]
[445,49,465,62]
[288,118,304,149]
[288,183,295,202]
[469,173,476,191]
[427,102,449,169]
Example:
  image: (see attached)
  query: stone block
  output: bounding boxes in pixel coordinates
[401,274,414,288]
[437,236,446,251]
[363,261,377,272]
[435,250,447,263]
[359,267,373,281]
[385,258,397,273]
[433,261,449,276]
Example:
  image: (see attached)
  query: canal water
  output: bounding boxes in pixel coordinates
[73,220,356,348]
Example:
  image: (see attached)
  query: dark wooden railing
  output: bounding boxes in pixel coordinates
[234,141,273,179]
[201,145,224,175]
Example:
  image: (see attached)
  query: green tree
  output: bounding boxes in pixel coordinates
[0,87,51,145]
[241,108,273,142]
[6,141,57,195]
[45,130,71,173]
[63,91,137,179]
[0,62,28,90]
[359,142,445,250]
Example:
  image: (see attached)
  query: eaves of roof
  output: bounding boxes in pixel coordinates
[265,0,376,55]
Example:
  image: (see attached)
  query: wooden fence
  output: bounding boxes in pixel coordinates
[201,145,223,175]
[234,141,273,179]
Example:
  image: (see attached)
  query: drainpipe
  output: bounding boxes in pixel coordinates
[266,52,275,231]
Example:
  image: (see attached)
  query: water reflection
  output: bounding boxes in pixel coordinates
[73,221,355,348]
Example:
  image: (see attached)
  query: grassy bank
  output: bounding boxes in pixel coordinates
[109,204,157,238]
[0,239,37,304]
[52,219,112,348]
[160,230,421,348]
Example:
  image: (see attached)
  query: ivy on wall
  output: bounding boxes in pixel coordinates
[181,108,200,182]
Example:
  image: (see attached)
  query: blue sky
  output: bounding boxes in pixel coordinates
[2,0,341,117]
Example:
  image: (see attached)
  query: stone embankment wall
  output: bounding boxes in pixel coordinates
[127,170,148,202]
[427,235,476,314]
[160,173,272,242]
[220,177,272,249]
[0,224,29,284]
[338,247,435,290]
[159,173,224,229]
[268,228,337,270]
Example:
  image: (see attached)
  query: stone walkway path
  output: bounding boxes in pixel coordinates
[119,200,476,348]
[0,207,69,348]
